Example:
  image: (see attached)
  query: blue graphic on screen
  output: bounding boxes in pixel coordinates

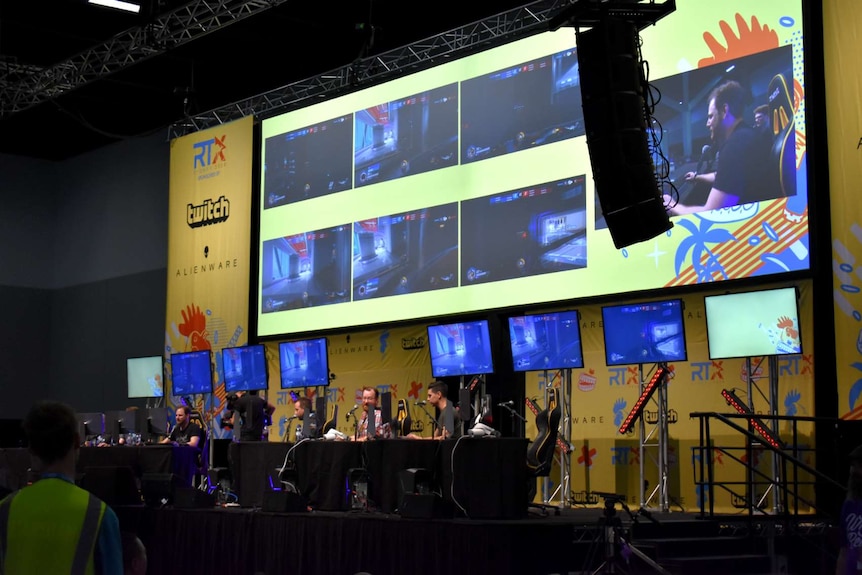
[261,224,352,312]
[354,83,458,188]
[508,310,583,372]
[222,344,269,392]
[460,176,587,285]
[263,115,353,209]
[279,337,330,389]
[171,350,213,395]
[427,319,494,377]
[602,300,687,366]
[352,203,458,300]
[460,47,583,165]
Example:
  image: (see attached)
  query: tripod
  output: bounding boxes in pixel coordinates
[583,495,671,575]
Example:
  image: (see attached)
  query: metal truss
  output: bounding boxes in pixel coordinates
[637,363,670,512]
[0,0,288,116]
[169,0,676,139]
[169,0,571,138]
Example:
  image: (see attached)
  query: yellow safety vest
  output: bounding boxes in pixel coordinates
[0,477,106,575]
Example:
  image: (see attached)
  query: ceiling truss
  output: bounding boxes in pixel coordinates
[0,0,289,117]
[169,0,675,139]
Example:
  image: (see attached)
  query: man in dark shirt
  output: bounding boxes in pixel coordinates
[665,80,773,215]
[160,405,203,448]
[407,380,461,440]
[228,390,276,441]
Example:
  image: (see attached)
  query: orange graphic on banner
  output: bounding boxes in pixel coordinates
[697,13,779,68]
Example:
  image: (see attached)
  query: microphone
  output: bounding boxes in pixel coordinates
[693,144,711,175]
[497,400,514,407]
[346,404,359,420]
[415,401,427,406]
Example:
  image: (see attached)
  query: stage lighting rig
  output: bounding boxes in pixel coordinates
[720,389,785,450]
[548,0,677,33]
[617,364,669,435]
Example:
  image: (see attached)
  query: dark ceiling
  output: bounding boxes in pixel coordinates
[0,0,534,161]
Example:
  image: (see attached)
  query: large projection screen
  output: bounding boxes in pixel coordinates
[258,1,809,338]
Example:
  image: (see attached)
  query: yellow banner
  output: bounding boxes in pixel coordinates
[165,116,254,425]
[824,1,862,419]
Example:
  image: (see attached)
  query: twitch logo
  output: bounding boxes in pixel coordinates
[187,196,230,228]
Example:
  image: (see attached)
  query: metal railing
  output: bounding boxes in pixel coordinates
[690,412,845,520]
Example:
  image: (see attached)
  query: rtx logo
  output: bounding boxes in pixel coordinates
[193,135,226,169]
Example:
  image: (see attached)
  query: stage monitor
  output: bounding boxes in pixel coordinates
[221,344,269,392]
[126,355,164,399]
[170,350,214,396]
[76,412,104,442]
[279,337,330,389]
[140,407,168,442]
[602,299,687,366]
[105,410,136,442]
[508,310,584,372]
[705,286,801,359]
[427,319,494,378]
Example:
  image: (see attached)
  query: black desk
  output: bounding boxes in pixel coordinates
[293,440,361,511]
[225,437,528,518]
[227,441,293,508]
[362,439,440,513]
[78,445,198,487]
[440,437,528,519]
[0,446,198,491]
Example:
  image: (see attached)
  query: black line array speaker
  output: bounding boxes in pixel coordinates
[578,17,672,249]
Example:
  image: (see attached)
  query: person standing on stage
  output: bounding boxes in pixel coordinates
[0,401,123,574]
[225,390,275,442]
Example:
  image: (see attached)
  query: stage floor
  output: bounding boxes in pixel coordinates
[116,503,835,575]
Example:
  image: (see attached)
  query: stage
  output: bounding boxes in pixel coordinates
[114,503,835,575]
[119,504,625,575]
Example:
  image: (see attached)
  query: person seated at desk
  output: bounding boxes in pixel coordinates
[407,380,461,440]
[293,396,317,441]
[223,390,275,442]
[352,387,391,441]
[160,405,202,448]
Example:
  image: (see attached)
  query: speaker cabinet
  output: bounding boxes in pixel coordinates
[578,17,672,249]
[174,486,215,509]
[140,472,183,507]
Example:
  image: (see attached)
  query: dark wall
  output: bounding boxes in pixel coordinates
[0,132,170,419]
[0,285,52,418]
[48,269,166,413]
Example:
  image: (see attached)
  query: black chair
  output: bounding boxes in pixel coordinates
[766,72,796,199]
[526,388,562,516]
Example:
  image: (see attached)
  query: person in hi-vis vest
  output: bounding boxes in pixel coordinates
[0,401,123,574]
